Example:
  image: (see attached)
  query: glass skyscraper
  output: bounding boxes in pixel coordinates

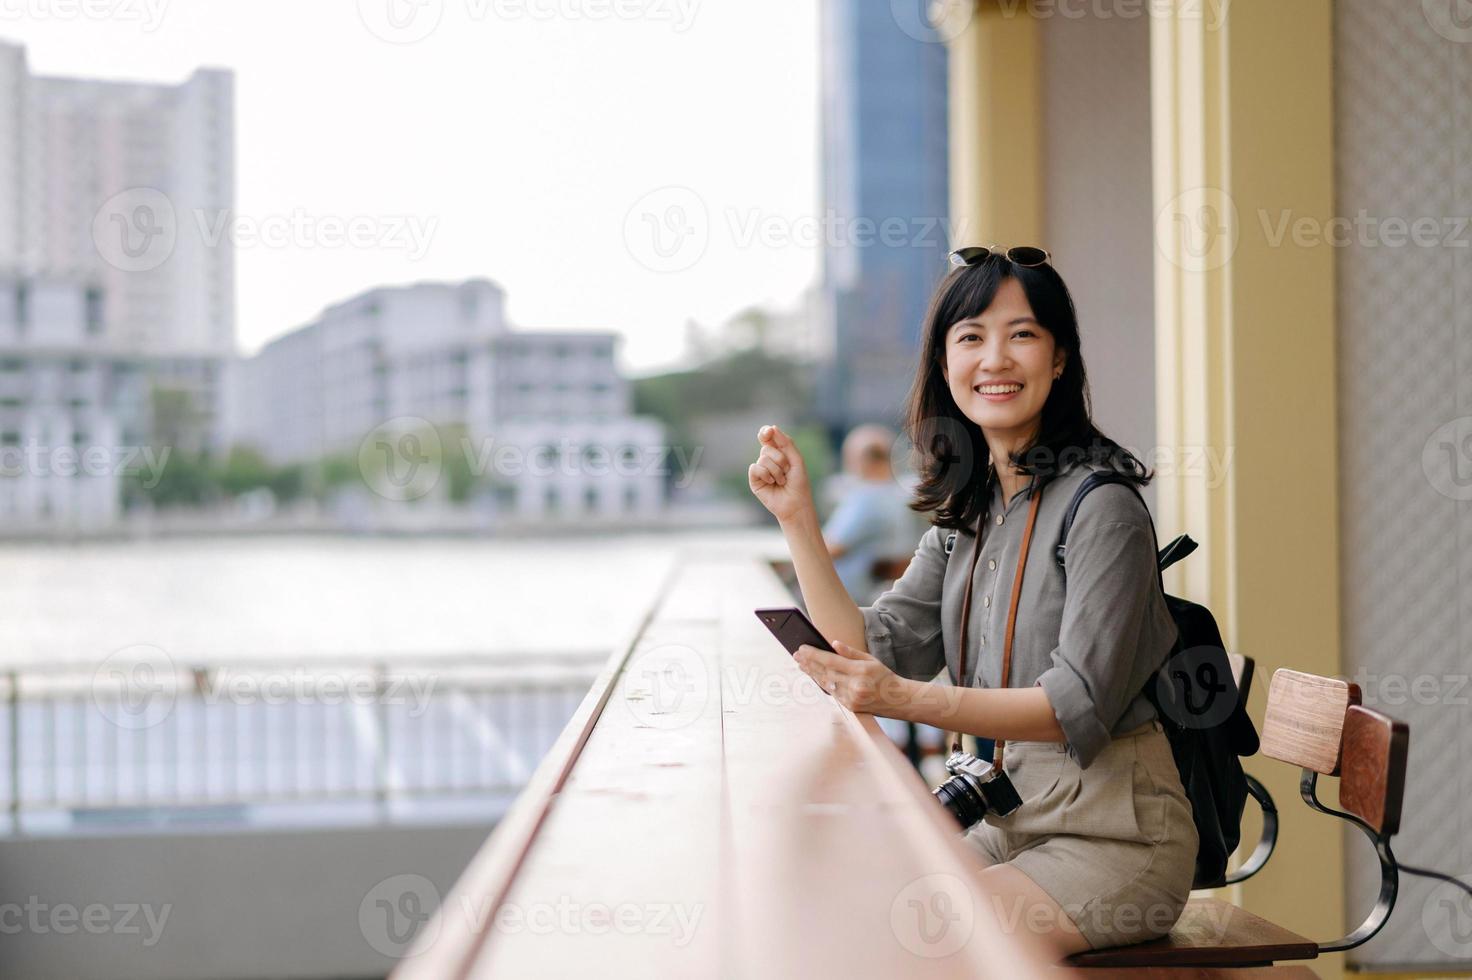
[817,0,950,439]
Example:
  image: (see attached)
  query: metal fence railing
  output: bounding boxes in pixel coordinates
[0,652,604,834]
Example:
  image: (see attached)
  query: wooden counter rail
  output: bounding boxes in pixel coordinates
[392,553,1317,980]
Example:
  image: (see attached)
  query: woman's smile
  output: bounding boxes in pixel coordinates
[974,381,1024,401]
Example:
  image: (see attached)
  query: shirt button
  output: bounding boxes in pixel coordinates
[983,595,991,608]
[988,559,997,571]
[995,514,1004,525]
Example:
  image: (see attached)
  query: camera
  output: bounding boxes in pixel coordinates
[932,751,1023,829]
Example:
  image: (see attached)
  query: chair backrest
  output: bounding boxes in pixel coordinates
[1338,704,1410,836]
[1260,668,1363,775]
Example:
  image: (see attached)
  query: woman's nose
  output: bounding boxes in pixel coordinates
[978,337,1010,370]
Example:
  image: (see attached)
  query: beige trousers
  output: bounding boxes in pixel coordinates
[962,720,1199,950]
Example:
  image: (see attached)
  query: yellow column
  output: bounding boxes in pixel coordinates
[945,0,1042,247]
[1152,1,1342,976]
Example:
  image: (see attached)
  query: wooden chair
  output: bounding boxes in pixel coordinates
[1070,667,1410,969]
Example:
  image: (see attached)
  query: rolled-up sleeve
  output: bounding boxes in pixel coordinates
[860,523,948,681]
[1036,490,1172,768]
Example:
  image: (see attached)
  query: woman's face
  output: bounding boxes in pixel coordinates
[940,276,1066,440]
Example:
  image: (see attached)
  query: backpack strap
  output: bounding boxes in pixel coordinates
[1055,471,1152,567]
[1157,532,1198,572]
[1054,470,1197,585]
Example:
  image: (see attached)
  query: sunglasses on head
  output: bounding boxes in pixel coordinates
[947,244,1051,269]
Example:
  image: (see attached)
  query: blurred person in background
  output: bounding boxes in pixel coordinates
[821,424,920,604]
[820,424,948,774]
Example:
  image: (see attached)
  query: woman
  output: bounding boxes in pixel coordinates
[747,246,1196,956]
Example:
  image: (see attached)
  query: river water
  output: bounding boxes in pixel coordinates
[0,528,786,668]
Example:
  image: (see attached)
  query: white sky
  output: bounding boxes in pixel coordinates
[2,0,821,374]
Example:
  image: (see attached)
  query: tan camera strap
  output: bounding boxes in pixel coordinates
[951,481,1043,769]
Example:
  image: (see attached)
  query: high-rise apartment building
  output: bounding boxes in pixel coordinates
[0,40,235,355]
[0,42,234,527]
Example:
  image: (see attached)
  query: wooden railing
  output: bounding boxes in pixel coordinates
[391,553,1062,978]
[390,553,1326,978]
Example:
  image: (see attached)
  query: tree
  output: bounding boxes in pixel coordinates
[217,446,274,497]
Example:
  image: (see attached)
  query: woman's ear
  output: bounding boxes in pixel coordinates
[1052,350,1066,380]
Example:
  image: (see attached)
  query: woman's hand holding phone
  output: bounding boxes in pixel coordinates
[748,424,814,525]
[794,640,915,717]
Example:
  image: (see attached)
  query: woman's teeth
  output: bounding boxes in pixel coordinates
[975,383,1022,395]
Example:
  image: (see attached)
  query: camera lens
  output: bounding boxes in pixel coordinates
[933,773,989,829]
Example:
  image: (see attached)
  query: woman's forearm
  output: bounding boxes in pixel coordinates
[780,509,867,651]
[893,680,1067,744]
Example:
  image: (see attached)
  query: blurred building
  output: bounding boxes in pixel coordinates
[228,279,666,521]
[815,0,949,438]
[0,42,233,527]
[0,40,235,355]
[0,276,220,527]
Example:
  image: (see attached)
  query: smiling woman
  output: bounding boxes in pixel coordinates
[749,248,1192,959]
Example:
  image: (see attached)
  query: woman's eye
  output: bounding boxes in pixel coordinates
[1012,329,1036,340]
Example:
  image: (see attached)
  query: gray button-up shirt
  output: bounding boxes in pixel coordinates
[860,459,1178,769]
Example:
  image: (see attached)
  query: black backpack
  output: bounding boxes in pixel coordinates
[1056,471,1260,889]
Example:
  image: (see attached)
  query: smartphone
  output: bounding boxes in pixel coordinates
[754,606,835,656]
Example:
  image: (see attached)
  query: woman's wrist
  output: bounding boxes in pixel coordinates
[882,676,926,722]
[777,504,821,539]
[895,678,968,730]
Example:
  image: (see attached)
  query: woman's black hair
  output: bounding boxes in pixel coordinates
[903,252,1150,532]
